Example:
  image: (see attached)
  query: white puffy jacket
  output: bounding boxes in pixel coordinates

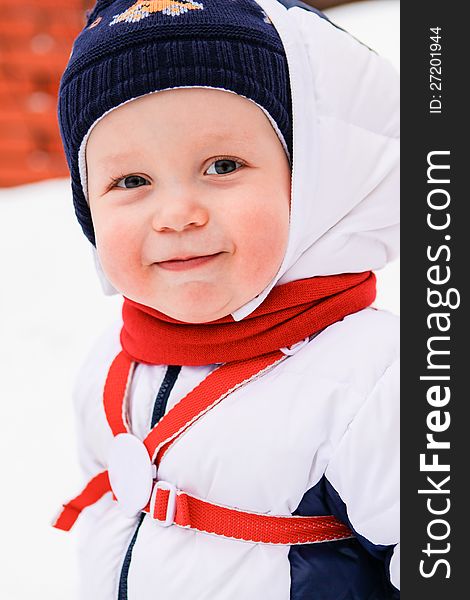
[69,0,400,598]
[74,307,399,599]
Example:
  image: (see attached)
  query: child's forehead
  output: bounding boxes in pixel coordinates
[87,94,278,161]
[100,89,268,132]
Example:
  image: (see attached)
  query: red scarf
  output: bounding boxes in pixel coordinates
[120,271,376,366]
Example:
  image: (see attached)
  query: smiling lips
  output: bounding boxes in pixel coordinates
[156,252,223,271]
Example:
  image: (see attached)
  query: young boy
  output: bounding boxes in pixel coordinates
[53,1,400,598]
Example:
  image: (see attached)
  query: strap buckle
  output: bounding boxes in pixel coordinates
[149,480,177,527]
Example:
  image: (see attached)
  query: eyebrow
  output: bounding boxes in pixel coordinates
[201,131,253,144]
[94,131,252,166]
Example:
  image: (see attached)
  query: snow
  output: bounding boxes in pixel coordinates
[0,2,399,598]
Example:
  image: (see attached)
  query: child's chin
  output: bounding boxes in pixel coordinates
[162,303,231,324]
[156,285,235,323]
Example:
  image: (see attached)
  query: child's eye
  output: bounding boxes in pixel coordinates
[206,158,244,175]
[113,175,150,189]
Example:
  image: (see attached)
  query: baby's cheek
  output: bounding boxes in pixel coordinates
[95,218,143,286]
[236,203,288,284]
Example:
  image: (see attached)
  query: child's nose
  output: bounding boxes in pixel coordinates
[151,191,209,233]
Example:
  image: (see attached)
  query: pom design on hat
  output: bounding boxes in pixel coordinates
[110,0,204,24]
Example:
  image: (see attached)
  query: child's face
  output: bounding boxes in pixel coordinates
[86,88,291,323]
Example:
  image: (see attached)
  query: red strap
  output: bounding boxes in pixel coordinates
[103,352,135,436]
[146,486,353,545]
[143,350,285,466]
[102,350,285,464]
[53,349,354,545]
[53,350,285,532]
[52,470,111,532]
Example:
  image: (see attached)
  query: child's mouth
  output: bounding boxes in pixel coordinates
[156,253,223,271]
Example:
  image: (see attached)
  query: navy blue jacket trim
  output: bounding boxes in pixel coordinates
[151,365,182,428]
[288,476,399,599]
[117,513,145,600]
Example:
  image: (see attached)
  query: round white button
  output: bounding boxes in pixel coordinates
[108,433,155,518]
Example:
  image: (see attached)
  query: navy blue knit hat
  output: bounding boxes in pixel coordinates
[57,0,292,245]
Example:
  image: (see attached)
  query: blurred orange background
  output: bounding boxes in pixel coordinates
[0,0,97,186]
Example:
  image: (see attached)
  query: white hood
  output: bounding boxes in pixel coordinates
[91,0,400,320]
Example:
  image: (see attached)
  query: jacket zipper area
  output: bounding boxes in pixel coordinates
[117,364,182,600]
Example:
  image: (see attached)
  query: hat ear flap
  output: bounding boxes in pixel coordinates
[91,245,119,296]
